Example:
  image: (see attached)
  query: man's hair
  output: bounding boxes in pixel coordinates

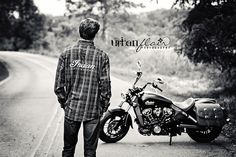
[79,18,100,40]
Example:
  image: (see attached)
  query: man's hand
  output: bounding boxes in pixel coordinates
[58,97,66,109]
[103,101,110,113]
[100,97,110,113]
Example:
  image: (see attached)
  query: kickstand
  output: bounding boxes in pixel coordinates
[169,133,172,146]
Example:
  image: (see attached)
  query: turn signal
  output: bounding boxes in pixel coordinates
[121,93,126,99]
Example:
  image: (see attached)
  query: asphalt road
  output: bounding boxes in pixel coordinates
[0,51,235,157]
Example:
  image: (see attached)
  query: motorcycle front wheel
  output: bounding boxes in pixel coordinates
[187,127,222,143]
[99,111,130,143]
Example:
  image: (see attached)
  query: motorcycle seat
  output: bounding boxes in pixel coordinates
[173,98,195,111]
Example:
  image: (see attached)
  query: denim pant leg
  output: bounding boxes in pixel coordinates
[83,118,100,157]
[62,118,81,157]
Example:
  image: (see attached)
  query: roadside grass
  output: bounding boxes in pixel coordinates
[110,47,212,98]
[0,58,9,82]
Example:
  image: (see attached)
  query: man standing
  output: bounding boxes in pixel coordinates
[54,18,111,157]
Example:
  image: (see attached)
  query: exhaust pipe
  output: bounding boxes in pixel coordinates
[179,124,200,129]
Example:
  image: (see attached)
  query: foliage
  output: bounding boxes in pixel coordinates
[44,9,187,54]
[44,9,213,104]
[174,0,236,90]
[43,8,212,95]
[65,0,143,40]
[0,0,47,51]
[173,0,236,140]
[0,60,9,82]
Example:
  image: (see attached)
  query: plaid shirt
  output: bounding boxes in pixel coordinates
[54,39,111,121]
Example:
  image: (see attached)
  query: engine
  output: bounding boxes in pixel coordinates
[138,106,174,135]
[142,107,173,124]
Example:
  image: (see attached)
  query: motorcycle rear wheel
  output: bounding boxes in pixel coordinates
[187,127,222,143]
[99,111,130,143]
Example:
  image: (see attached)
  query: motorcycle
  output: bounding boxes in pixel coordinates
[99,61,230,145]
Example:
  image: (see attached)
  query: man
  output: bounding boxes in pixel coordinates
[54,18,111,157]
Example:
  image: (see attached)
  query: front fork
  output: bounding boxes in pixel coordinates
[118,96,145,128]
[117,101,133,129]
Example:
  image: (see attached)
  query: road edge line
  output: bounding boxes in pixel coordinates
[29,103,60,157]
[45,112,64,156]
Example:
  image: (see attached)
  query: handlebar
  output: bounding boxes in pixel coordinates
[132,70,163,92]
[152,83,163,92]
[141,82,163,92]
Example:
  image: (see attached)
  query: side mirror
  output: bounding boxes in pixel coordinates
[133,61,142,88]
[137,71,142,77]
[156,78,164,84]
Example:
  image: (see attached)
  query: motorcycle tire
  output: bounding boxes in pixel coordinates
[187,127,222,143]
[99,111,130,143]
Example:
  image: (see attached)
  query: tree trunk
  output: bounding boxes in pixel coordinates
[101,15,107,41]
[101,0,108,41]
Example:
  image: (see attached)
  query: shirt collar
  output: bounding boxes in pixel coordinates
[77,39,94,46]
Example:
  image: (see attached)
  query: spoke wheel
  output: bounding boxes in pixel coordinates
[100,112,130,143]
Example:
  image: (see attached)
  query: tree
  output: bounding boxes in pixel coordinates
[174,0,236,89]
[65,0,143,40]
[0,0,46,51]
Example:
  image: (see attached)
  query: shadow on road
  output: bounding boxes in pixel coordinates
[99,137,233,151]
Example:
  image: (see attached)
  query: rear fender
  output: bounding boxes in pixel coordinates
[107,108,133,129]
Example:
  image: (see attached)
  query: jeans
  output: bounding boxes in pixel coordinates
[62,118,100,157]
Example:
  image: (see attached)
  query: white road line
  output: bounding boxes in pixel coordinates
[0,75,11,87]
[21,56,59,157]
[0,53,60,157]
[18,56,55,75]
[29,104,60,157]
[4,52,62,157]
[45,112,64,156]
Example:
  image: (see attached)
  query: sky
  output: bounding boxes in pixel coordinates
[34,0,176,16]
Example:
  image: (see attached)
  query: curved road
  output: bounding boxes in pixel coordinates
[0,52,59,157]
[0,52,234,157]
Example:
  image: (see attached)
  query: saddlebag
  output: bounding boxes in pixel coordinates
[194,100,226,127]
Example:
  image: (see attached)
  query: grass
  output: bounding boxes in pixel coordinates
[0,58,9,82]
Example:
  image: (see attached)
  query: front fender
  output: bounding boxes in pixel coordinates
[106,108,133,129]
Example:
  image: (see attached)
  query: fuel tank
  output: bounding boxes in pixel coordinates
[140,91,173,107]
